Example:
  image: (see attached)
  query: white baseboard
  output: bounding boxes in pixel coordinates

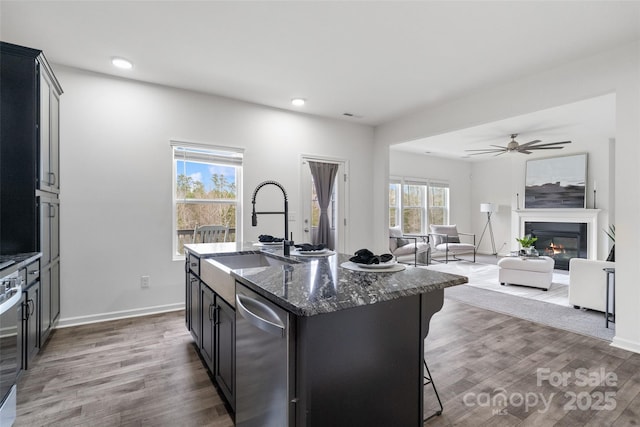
[56,303,185,328]
[611,336,640,355]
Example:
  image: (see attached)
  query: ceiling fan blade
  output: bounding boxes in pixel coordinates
[490,145,507,149]
[467,150,504,156]
[519,150,533,154]
[465,148,505,153]
[517,140,542,148]
[528,146,565,150]
[528,141,572,148]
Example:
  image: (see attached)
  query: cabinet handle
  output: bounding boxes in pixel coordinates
[27,299,35,316]
[29,270,38,275]
[209,303,215,321]
[22,302,29,321]
[214,306,221,326]
[48,204,56,218]
[49,172,56,186]
[190,262,198,267]
[190,277,197,283]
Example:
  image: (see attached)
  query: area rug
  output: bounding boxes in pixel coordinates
[422,261,614,341]
[425,261,570,307]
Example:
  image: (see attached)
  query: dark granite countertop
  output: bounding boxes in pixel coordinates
[0,252,41,276]
[184,243,467,317]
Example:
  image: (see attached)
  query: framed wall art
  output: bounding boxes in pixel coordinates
[525,153,587,208]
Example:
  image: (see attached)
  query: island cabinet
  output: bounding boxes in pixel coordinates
[230,252,466,427]
[213,296,235,407]
[200,284,235,407]
[188,272,201,346]
[293,292,444,427]
[184,249,236,411]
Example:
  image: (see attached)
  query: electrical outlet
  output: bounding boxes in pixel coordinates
[141,275,150,288]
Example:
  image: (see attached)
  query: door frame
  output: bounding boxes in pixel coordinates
[300,155,349,253]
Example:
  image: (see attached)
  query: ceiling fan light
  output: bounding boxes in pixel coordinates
[507,141,519,151]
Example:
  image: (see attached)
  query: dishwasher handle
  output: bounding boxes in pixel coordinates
[236,294,285,337]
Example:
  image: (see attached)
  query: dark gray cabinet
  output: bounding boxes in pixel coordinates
[17,293,25,378]
[38,60,61,194]
[23,281,40,367]
[0,42,62,362]
[214,296,235,409]
[200,284,215,372]
[189,272,201,346]
[184,249,236,410]
[38,195,60,266]
[51,261,60,325]
[21,258,41,369]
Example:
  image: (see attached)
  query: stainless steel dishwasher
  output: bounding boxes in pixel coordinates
[235,282,292,427]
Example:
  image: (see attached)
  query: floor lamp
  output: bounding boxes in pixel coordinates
[478,203,498,255]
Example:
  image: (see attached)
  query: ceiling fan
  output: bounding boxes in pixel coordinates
[465,133,571,156]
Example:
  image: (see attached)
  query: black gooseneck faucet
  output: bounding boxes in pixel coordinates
[251,180,290,256]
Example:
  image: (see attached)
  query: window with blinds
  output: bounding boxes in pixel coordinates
[172,142,243,257]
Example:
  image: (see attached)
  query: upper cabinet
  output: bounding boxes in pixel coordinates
[39,64,61,193]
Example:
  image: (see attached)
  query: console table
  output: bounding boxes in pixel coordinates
[603,267,615,328]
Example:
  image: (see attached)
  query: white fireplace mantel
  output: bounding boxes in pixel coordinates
[512,209,601,259]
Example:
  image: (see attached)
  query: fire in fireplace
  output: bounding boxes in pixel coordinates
[524,222,588,270]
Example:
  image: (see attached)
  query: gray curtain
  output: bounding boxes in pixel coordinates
[308,161,338,249]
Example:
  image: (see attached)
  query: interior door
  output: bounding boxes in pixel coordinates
[301,157,347,252]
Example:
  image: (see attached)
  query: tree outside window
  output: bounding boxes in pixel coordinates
[402,183,425,234]
[389,182,400,227]
[428,184,449,226]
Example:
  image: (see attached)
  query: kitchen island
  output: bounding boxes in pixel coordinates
[184,243,467,427]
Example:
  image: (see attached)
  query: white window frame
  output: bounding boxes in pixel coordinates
[171,140,243,260]
[389,179,401,228]
[427,181,450,227]
[389,176,450,234]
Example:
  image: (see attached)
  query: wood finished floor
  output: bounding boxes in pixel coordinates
[15,311,233,427]
[15,302,640,426]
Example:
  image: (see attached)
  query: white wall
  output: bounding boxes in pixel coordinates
[57,66,374,325]
[389,151,472,231]
[374,41,640,354]
[469,134,612,258]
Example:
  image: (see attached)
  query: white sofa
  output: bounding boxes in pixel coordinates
[568,258,615,312]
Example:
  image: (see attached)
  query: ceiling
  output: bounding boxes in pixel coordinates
[1,1,638,132]
[391,93,617,161]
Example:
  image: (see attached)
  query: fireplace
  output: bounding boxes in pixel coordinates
[524,222,588,270]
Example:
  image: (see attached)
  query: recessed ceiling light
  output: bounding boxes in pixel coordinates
[111,57,133,70]
[291,98,305,106]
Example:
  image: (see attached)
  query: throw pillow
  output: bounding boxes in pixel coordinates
[430,224,460,245]
[396,238,411,247]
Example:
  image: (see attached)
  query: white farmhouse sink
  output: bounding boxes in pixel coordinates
[201,252,298,307]
[212,252,297,269]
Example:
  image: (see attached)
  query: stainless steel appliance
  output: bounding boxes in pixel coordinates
[235,283,292,427]
[0,269,23,427]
